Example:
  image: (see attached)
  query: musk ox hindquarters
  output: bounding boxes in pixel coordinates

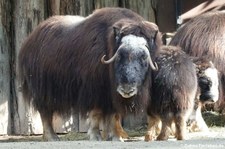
[169,11,225,112]
[18,7,161,141]
[145,46,198,141]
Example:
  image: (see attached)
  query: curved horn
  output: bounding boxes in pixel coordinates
[101,50,119,64]
[143,45,158,71]
[148,56,158,71]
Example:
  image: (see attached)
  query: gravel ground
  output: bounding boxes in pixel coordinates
[1,127,225,149]
[1,112,224,149]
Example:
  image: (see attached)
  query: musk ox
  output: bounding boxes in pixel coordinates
[145,45,197,141]
[144,46,219,141]
[18,7,162,141]
[188,57,219,132]
[169,11,225,112]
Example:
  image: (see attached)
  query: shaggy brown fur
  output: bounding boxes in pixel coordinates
[18,7,161,141]
[145,46,197,141]
[170,11,225,112]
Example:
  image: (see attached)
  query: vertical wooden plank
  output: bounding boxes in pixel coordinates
[94,0,119,9]
[151,0,176,32]
[121,0,155,22]
[0,0,11,135]
[48,0,60,15]
[13,0,46,135]
[79,0,95,16]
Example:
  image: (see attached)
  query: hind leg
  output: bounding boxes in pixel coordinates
[39,110,59,141]
[174,113,186,140]
[156,116,173,141]
[145,115,160,141]
[87,109,102,141]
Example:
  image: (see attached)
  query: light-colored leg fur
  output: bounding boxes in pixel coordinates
[174,114,186,140]
[113,114,129,140]
[188,104,209,132]
[145,115,161,141]
[102,113,128,142]
[87,109,103,141]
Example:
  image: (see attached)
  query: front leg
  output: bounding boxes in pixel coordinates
[114,113,128,140]
[87,109,103,141]
[194,105,209,132]
[145,115,160,141]
[102,113,127,142]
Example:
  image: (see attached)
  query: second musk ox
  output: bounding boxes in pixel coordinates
[18,7,161,141]
[169,11,224,112]
[144,46,219,141]
[145,46,198,141]
[188,57,219,132]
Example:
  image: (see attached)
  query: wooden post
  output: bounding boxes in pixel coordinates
[0,0,12,135]
[13,0,46,135]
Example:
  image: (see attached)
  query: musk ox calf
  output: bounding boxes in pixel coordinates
[18,7,162,141]
[144,46,219,141]
[169,11,225,112]
[145,45,197,141]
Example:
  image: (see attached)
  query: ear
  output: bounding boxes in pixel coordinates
[113,26,120,37]
[142,21,159,31]
[149,30,159,50]
[113,26,122,44]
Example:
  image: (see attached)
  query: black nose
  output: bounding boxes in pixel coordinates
[200,94,214,103]
[120,87,135,94]
[117,84,138,98]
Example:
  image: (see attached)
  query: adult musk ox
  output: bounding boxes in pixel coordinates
[169,11,225,112]
[18,7,162,141]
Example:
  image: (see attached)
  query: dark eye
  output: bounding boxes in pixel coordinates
[141,53,148,61]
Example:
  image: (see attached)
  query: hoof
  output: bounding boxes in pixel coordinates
[89,134,102,141]
[112,136,124,142]
[144,134,154,142]
[156,134,169,141]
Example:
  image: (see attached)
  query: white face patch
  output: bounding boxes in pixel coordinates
[205,67,219,102]
[120,34,150,56]
[121,34,147,47]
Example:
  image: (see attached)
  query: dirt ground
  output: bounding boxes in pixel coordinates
[0,111,225,149]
